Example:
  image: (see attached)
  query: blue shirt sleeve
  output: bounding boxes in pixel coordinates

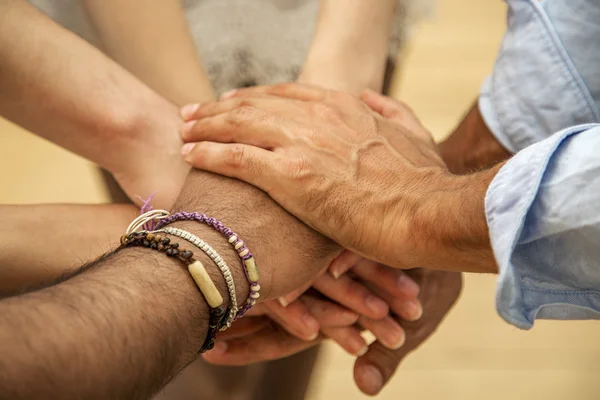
[486,123,600,329]
[478,0,600,154]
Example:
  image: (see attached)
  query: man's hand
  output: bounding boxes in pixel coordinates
[178,83,444,268]
[172,168,424,354]
[178,87,477,396]
[179,83,497,273]
[353,269,461,395]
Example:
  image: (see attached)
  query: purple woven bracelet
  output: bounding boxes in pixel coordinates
[156,212,260,319]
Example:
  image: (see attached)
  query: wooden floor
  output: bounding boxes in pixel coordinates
[1,0,599,398]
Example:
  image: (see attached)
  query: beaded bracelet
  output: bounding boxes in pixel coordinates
[156,227,237,330]
[156,212,260,319]
[119,231,226,353]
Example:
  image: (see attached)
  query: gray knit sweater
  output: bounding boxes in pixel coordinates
[29,0,432,94]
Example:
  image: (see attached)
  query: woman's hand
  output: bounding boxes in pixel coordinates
[205,268,461,396]
[251,258,422,356]
[178,83,479,270]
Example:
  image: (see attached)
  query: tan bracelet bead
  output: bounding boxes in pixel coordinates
[244,257,260,282]
[188,260,223,308]
[238,249,249,257]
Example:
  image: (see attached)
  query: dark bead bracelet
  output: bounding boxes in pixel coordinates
[119,231,228,353]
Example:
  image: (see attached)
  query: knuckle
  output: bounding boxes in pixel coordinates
[286,155,310,179]
[236,98,255,109]
[227,106,257,126]
[310,102,342,121]
[199,117,225,138]
[316,301,333,317]
[195,102,214,115]
[225,144,246,167]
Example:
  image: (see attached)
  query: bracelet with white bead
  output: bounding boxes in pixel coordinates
[155,227,238,330]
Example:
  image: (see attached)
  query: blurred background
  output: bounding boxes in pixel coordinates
[1,0,599,399]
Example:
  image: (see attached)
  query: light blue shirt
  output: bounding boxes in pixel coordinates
[478,0,600,328]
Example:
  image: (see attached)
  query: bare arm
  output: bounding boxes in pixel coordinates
[0,204,138,293]
[438,102,512,174]
[0,161,338,399]
[82,0,216,105]
[299,0,397,93]
[0,244,212,399]
[0,0,339,292]
[0,0,188,208]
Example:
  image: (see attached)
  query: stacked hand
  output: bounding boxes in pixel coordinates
[205,266,461,396]
[179,84,459,271]
[245,254,423,355]
[177,85,466,394]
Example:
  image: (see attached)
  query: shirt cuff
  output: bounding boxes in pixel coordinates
[485,124,600,329]
[478,0,599,154]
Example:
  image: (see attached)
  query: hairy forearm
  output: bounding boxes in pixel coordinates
[300,0,396,93]
[0,204,138,293]
[83,0,216,106]
[0,247,210,400]
[416,103,509,273]
[438,102,512,174]
[0,167,339,398]
[172,170,341,300]
[411,164,502,274]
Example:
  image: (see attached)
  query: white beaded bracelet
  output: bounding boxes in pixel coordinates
[155,227,237,330]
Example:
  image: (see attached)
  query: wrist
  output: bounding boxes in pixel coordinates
[166,221,250,309]
[110,98,190,208]
[171,170,340,300]
[413,168,500,273]
[300,51,386,93]
[439,103,512,174]
[302,0,394,94]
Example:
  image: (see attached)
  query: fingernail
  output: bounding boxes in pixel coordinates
[278,297,289,307]
[384,328,405,350]
[361,365,383,394]
[181,143,195,156]
[220,89,238,99]
[330,267,342,279]
[180,103,200,120]
[407,299,423,321]
[356,345,369,357]
[302,313,319,339]
[398,273,420,296]
[365,295,388,317]
[347,335,367,356]
[211,341,228,355]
